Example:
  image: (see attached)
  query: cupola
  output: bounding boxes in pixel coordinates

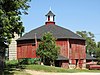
[45,10,55,25]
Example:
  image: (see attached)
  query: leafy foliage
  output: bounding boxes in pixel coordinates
[97,42,100,48]
[0,0,31,43]
[95,42,100,59]
[76,31,96,55]
[17,58,40,65]
[36,32,60,65]
[95,49,100,58]
[5,60,31,75]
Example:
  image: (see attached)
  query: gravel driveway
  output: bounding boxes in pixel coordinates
[25,70,100,75]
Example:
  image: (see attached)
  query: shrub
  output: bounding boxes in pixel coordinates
[18,58,41,65]
[97,62,100,65]
[5,60,18,68]
[6,60,18,65]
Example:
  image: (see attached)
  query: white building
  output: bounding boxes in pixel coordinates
[8,33,20,60]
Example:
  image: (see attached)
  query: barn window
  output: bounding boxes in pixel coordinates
[48,16,50,21]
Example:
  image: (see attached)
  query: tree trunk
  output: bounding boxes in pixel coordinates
[0,50,5,74]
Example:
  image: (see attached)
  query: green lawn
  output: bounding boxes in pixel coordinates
[4,69,31,75]
[4,60,100,74]
[25,65,100,73]
[4,60,31,75]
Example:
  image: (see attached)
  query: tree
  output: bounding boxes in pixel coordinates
[0,0,31,44]
[0,0,31,72]
[97,42,100,48]
[76,31,96,55]
[36,32,60,66]
[95,42,100,59]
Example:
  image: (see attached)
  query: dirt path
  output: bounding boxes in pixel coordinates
[25,70,100,75]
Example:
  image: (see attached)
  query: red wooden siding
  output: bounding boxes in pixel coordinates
[17,39,86,66]
[17,40,69,59]
[69,39,86,59]
[56,40,68,57]
[17,40,37,59]
[71,59,76,64]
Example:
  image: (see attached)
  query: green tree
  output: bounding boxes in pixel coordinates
[97,42,100,48]
[95,42,100,59]
[0,0,31,71]
[76,31,96,55]
[36,32,60,66]
[0,0,31,44]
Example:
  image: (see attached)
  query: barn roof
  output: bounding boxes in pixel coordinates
[17,24,85,41]
[56,55,69,60]
[86,54,96,60]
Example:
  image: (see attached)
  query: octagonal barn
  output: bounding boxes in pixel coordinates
[17,10,86,69]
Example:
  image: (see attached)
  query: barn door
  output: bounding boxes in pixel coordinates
[75,59,82,69]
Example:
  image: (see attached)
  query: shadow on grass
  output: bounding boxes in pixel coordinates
[3,64,25,75]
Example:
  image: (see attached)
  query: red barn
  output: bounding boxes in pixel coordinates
[17,10,86,69]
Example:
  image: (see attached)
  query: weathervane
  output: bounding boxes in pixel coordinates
[50,6,51,11]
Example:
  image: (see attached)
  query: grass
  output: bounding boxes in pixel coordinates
[25,65,68,72]
[4,69,31,75]
[4,60,31,75]
[4,60,100,74]
[25,65,100,73]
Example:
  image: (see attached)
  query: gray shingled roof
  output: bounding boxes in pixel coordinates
[17,24,85,41]
[86,54,96,60]
[45,11,55,16]
[56,54,97,61]
[56,55,69,60]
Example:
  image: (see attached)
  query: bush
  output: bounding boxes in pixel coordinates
[5,60,19,68]
[6,60,18,65]
[18,58,41,65]
[97,62,100,65]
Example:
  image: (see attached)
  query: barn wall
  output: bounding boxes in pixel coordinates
[68,39,86,69]
[17,40,37,59]
[56,40,68,57]
[17,39,69,59]
[17,39,85,60]
[17,39,86,69]
[56,39,86,60]
[69,39,86,59]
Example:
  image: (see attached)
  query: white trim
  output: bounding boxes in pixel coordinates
[50,16,53,21]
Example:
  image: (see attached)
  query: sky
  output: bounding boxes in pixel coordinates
[21,0,100,42]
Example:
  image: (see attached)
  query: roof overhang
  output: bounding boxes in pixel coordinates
[56,55,69,60]
[86,54,97,60]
